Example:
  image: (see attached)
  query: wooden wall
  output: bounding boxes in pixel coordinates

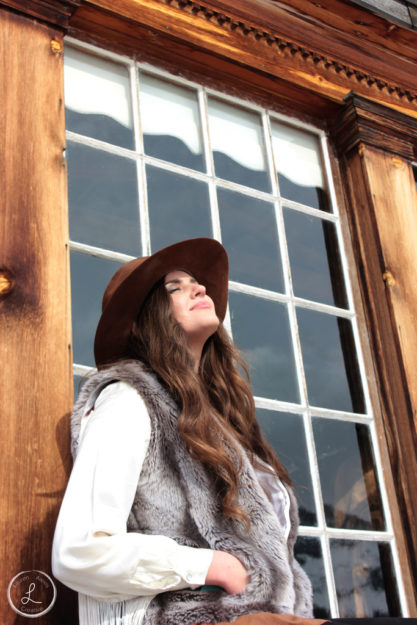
[0,8,76,624]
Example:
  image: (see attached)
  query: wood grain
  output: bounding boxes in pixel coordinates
[201,0,417,65]
[0,9,76,624]
[68,5,337,126]
[334,134,417,610]
[332,93,417,159]
[0,0,80,27]
[67,0,417,119]
[363,149,417,432]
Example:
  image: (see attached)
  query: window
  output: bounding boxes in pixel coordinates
[65,39,408,618]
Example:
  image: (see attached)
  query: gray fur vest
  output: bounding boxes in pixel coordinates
[71,360,313,624]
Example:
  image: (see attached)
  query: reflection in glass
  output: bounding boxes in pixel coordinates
[208,98,271,192]
[256,410,316,525]
[229,293,299,403]
[284,209,348,308]
[71,252,123,367]
[330,540,400,616]
[146,166,212,251]
[140,73,205,172]
[297,309,365,413]
[313,419,385,530]
[271,121,329,211]
[67,143,141,255]
[64,47,134,149]
[295,537,330,618]
[218,188,284,292]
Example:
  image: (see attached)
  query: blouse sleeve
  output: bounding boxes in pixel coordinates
[52,381,214,602]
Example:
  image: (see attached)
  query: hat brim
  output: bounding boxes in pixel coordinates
[94,238,229,368]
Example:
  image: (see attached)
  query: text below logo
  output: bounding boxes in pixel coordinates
[7,571,57,618]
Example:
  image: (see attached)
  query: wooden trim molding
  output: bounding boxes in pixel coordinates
[159,0,417,103]
[332,92,417,159]
[66,0,417,120]
[0,0,81,28]
[332,95,417,605]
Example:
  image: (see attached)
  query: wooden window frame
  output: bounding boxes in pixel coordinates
[66,44,407,615]
[64,33,417,616]
[1,0,417,622]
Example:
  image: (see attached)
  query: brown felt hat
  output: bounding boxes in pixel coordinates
[94,238,229,368]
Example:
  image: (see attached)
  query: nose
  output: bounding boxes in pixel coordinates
[192,281,206,297]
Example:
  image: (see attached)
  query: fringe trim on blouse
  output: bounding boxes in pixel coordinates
[78,594,154,625]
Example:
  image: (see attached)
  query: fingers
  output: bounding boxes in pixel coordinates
[205,551,250,594]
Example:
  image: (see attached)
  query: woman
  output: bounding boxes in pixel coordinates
[52,238,321,625]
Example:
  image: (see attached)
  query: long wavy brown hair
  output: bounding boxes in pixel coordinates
[127,278,291,526]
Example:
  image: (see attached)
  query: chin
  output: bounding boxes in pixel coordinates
[197,319,220,344]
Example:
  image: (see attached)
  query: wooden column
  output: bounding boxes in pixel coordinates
[0,5,77,624]
[333,93,417,608]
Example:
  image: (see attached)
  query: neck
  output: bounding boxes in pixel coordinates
[190,342,203,373]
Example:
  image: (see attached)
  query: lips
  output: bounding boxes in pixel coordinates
[190,301,211,311]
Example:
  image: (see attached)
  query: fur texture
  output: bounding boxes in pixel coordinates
[71,361,314,624]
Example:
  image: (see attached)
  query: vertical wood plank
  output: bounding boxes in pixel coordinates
[0,9,76,624]
[339,143,417,611]
[362,149,417,428]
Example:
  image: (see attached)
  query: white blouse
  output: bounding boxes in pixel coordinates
[52,381,290,602]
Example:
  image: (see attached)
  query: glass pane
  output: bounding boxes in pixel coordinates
[64,47,134,149]
[271,121,329,211]
[71,252,123,367]
[297,309,365,413]
[218,188,284,292]
[67,142,141,255]
[146,166,212,251]
[73,373,88,403]
[314,419,385,530]
[294,537,331,618]
[330,540,400,617]
[284,209,348,308]
[256,410,316,525]
[140,73,205,172]
[229,293,299,402]
[208,98,271,192]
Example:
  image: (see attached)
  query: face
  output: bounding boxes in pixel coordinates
[164,270,219,347]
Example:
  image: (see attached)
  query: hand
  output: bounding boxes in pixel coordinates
[205,550,250,594]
